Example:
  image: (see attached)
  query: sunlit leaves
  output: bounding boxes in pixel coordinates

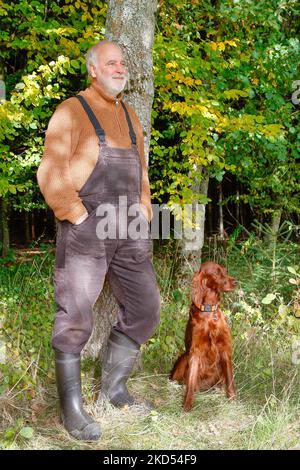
[151,0,300,221]
[0,0,107,203]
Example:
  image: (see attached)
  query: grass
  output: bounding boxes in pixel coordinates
[2,365,299,450]
[0,236,300,449]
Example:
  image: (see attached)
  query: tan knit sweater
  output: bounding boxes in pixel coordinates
[37,82,152,224]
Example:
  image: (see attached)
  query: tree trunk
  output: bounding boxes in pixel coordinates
[105,0,157,163]
[82,0,157,364]
[82,279,119,362]
[265,208,282,247]
[0,197,10,258]
[236,187,240,225]
[31,212,36,241]
[0,65,9,257]
[218,182,225,239]
[177,169,209,283]
[24,212,30,244]
[207,200,213,236]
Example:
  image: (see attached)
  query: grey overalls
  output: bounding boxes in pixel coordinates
[52,96,160,354]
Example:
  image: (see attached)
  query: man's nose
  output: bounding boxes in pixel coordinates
[115,63,126,73]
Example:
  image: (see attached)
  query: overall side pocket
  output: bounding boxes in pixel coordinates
[67,210,106,258]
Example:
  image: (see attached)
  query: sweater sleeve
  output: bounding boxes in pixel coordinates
[36,100,87,224]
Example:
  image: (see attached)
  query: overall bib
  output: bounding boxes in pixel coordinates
[52,96,160,354]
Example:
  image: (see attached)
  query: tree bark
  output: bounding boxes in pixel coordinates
[31,212,36,241]
[105,0,157,163]
[24,212,30,244]
[265,208,282,247]
[218,182,225,239]
[82,0,157,363]
[0,197,10,258]
[177,169,209,282]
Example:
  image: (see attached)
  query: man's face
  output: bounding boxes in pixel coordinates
[90,44,128,97]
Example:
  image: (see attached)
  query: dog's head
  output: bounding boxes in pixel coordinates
[192,261,237,307]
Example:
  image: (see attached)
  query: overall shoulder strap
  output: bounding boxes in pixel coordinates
[121,101,137,146]
[75,95,106,143]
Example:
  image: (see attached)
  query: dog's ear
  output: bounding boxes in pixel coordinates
[204,273,219,291]
[192,271,205,307]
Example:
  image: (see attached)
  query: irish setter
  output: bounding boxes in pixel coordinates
[170,261,237,411]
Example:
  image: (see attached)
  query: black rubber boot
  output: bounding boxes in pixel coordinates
[55,350,101,441]
[100,329,151,409]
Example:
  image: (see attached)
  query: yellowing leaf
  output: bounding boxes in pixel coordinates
[224,89,249,99]
[166,61,178,69]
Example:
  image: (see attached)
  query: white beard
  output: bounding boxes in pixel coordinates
[98,75,128,97]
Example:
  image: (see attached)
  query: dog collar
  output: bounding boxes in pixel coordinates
[193,303,219,321]
[194,303,218,312]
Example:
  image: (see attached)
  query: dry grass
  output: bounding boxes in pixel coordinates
[1,364,299,450]
[1,240,300,450]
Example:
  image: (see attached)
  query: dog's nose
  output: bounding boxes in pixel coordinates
[233,279,238,286]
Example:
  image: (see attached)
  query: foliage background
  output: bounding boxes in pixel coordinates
[0,0,299,224]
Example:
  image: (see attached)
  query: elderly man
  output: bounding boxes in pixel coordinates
[37,41,160,441]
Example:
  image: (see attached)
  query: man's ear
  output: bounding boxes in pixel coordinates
[90,64,97,79]
[192,271,204,307]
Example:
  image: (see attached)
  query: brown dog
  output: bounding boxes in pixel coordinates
[170,261,237,411]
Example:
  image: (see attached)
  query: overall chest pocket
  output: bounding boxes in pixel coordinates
[104,157,140,195]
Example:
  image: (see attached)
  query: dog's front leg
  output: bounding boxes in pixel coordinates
[184,355,199,411]
[220,352,236,399]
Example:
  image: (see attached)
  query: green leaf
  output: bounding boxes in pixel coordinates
[287,266,298,276]
[70,59,80,69]
[19,427,34,439]
[15,82,25,91]
[261,293,276,305]
[172,289,182,301]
